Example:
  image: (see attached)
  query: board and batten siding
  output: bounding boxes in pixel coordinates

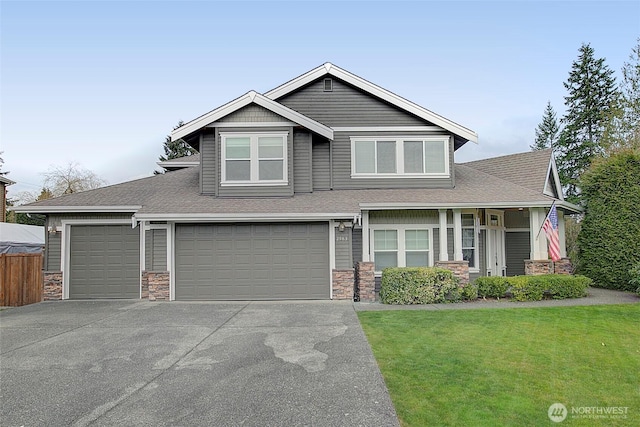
[145,229,167,271]
[45,213,134,271]
[293,131,312,193]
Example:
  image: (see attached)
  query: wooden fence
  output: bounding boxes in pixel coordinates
[0,253,43,307]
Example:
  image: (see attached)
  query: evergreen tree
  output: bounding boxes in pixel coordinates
[556,43,621,204]
[159,121,197,162]
[531,101,560,151]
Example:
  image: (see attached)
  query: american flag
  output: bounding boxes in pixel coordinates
[542,203,561,261]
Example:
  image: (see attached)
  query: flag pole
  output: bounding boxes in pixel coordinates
[535,201,556,239]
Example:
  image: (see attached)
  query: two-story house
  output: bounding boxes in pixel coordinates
[15,64,580,301]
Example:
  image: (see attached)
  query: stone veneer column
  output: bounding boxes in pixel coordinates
[332,269,355,300]
[356,262,375,302]
[435,260,469,285]
[141,271,170,301]
[43,271,63,300]
[524,260,553,275]
[553,258,573,275]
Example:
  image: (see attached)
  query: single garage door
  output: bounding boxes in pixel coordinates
[69,225,140,299]
[175,223,330,300]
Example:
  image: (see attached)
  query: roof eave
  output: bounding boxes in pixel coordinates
[360,200,582,213]
[10,205,142,214]
[133,212,359,222]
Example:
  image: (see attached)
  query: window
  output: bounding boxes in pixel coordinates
[351,137,449,177]
[461,213,476,268]
[372,227,432,272]
[221,133,287,185]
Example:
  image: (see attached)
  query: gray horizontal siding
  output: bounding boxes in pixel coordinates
[218,104,287,122]
[201,131,217,195]
[352,227,363,265]
[506,231,530,276]
[277,78,430,127]
[312,135,331,190]
[335,226,353,269]
[505,209,530,229]
[293,131,312,193]
[145,229,167,271]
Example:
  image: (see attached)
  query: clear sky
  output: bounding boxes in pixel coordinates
[1,0,639,198]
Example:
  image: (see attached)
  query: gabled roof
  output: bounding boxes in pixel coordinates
[461,149,564,200]
[171,91,333,141]
[264,63,478,144]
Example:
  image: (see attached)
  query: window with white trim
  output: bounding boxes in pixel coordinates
[351,137,449,177]
[461,213,476,268]
[221,132,288,185]
[372,227,432,272]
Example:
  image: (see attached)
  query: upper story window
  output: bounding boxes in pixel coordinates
[221,132,288,186]
[351,137,449,178]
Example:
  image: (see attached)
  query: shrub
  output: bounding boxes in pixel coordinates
[578,151,640,291]
[509,276,545,302]
[544,274,591,299]
[476,276,509,298]
[380,267,459,304]
[460,282,478,301]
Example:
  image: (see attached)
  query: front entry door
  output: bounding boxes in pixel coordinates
[486,211,506,276]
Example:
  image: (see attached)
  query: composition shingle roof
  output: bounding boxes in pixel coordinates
[18,150,559,217]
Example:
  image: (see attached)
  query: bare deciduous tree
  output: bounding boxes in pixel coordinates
[42,162,107,196]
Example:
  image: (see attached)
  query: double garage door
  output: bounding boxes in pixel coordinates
[175,223,330,300]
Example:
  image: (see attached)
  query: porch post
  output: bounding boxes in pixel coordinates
[557,209,567,258]
[439,209,449,262]
[453,209,463,261]
[362,210,370,262]
[529,207,547,260]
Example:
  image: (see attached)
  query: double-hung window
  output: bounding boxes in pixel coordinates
[461,213,476,268]
[372,228,432,272]
[221,133,287,185]
[351,137,449,177]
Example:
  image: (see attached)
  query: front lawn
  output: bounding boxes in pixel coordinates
[358,305,640,426]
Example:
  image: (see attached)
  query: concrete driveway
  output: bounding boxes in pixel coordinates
[0,300,398,427]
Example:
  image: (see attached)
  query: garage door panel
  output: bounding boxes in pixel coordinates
[69,225,140,299]
[176,223,329,300]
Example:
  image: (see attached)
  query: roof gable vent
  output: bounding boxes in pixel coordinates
[323,78,333,92]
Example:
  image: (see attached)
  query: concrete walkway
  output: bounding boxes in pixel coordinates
[1,300,398,427]
[354,287,639,311]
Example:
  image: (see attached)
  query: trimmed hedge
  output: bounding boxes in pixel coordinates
[476,277,510,298]
[380,267,461,304]
[474,274,591,302]
[629,263,640,296]
[578,151,640,291]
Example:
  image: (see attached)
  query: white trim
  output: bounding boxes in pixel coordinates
[169,222,175,301]
[438,209,448,262]
[139,221,145,298]
[350,136,450,178]
[133,212,359,222]
[453,209,463,261]
[207,121,297,128]
[172,91,333,141]
[12,205,141,213]
[359,200,581,212]
[329,220,336,300]
[264,63,478,143]
[333,126,443,132]
[220,132,289,186]
[60,219,139,300]
[362,210,370,262]
[157,161,199,168]
[544,157,565,201]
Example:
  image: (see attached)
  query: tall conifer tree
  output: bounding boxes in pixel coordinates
[556,43,620,203]
[531,101,560,151]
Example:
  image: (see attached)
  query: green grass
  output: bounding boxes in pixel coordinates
[358,305,640,426]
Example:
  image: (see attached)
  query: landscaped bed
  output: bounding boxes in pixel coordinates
[358,305,640,426]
